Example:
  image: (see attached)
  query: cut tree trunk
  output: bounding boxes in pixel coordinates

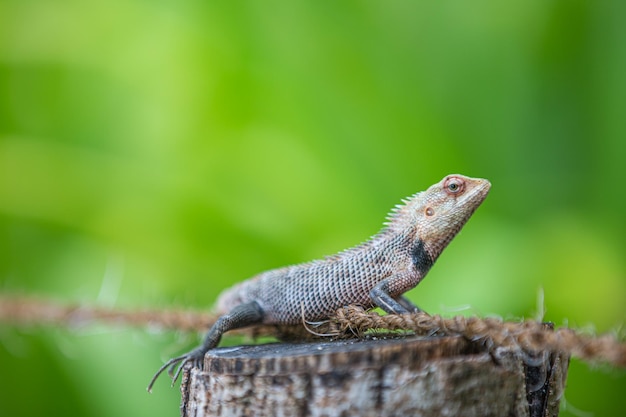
[181,334,569,417]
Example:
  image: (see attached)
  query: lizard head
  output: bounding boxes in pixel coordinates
[417,174,490,260]
[390,174,491,264]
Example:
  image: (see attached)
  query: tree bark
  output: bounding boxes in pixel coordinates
[181,334,569,417]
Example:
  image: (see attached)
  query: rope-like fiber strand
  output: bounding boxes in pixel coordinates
[332,305,626,367]
[1,296,624,367]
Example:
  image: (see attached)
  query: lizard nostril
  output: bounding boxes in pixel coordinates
[425,207,435,216]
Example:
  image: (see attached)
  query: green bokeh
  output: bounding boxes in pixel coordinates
[1,1,624,416]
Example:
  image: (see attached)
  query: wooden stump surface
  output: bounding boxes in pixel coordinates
[181,334,569,417]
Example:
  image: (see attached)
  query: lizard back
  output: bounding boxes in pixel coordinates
[216,229,420,324]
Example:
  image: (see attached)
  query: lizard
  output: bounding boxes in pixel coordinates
[147,174,491,392]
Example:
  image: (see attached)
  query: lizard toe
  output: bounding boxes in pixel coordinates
[167,348,206,383]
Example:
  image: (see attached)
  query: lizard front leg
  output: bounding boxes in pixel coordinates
[397,295,423,313]
[147,301,264,392]
[370,278,423,314]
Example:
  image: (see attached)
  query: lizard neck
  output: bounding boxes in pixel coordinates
[372,225,434,277]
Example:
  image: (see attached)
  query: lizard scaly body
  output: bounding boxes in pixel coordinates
[148,174,490,391]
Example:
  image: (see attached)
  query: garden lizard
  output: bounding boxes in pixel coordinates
[148,174,491,391]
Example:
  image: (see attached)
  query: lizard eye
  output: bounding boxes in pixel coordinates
[444,177,465,195]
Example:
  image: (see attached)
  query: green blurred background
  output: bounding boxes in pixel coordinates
[0,1,624,416]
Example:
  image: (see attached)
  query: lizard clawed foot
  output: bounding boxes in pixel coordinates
[146,348,206,393]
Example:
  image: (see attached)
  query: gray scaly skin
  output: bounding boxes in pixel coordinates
[148,174,491,391]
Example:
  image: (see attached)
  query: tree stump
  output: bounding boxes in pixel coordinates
[181,334,569,417]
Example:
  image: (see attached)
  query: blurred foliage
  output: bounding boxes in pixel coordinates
[0,1,624,416]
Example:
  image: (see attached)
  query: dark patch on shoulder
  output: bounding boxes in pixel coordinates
[411,239,434,273]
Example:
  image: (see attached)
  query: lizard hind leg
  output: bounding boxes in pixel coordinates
[147,301,264,392]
